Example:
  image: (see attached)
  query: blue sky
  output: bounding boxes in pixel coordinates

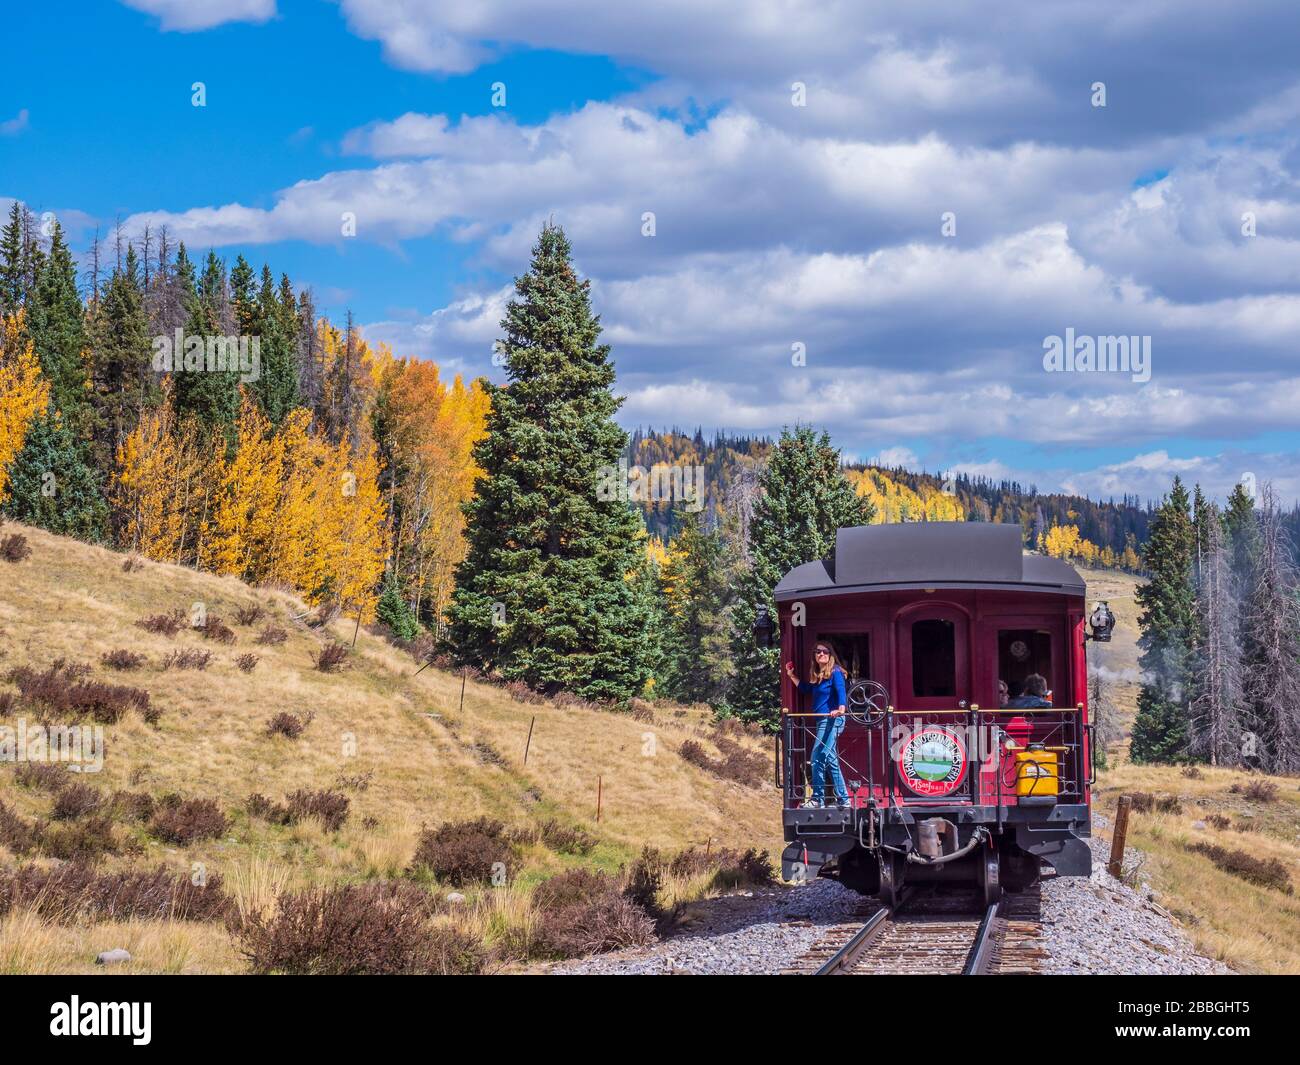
[5,0,1300,505]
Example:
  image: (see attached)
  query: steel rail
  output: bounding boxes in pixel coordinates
[812,907,892,975]
[960,901,1003,975]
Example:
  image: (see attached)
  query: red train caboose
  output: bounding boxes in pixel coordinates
[768,522,1105,905]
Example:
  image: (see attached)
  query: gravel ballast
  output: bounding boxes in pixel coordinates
[550,830,1232,975]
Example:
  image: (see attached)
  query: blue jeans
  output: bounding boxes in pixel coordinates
[810,715,848,803]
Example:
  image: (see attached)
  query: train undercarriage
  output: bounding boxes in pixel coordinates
[782,803,1092,907]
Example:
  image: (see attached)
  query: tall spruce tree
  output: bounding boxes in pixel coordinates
[173,251,239,434]
[0,202,29,316]
[1223,481,1260,593]
[27,220,88,422]
[89,246,157,471]
[445,224,655,700]
[724,426,873,728]
[253,264,299,424]
[1130,477,1195,763]
[658,509,735,704]
[2,413,108,541]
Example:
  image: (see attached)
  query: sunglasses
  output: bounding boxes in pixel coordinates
[814,649,831,656]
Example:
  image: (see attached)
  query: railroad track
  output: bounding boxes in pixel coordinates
[786,884,1045,975]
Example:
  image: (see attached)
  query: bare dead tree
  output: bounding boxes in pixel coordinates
[724,459,764,564]
[87,226,102,310]
[1189,513,1244,765]
[1242,485,1300,773]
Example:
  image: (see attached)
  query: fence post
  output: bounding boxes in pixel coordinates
[596,775,602,823]
[1107,794,1131,879]
[523,715,536,765]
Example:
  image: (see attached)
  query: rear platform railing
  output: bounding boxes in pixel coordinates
[781,704,1089,808]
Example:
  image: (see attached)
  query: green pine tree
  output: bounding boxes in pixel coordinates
[2,411,109,541]
[445,224,654,700]
[724,426,873,728]
[1130,477,1195,763]
[173,251,240,435]
[0,201,26,316]
[375,569,421,642]
[1222,481,1259,592]
[27,220,89,422]
[252,265,299,424]
[659,510,735,704]
[89,246,158,470]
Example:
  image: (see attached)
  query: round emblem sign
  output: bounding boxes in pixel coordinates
[897,727,968,797]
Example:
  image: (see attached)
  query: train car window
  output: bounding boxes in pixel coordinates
[998,629,1052,701]
[911,618,955,697]
[816,633,870,681]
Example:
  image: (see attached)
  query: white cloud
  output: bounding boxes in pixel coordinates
[0,109,29,136]
[120,0,274,31]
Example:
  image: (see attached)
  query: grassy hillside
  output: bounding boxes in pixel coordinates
[0,522,779,973]
[1082,565,1300,974]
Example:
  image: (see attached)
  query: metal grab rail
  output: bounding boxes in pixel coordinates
[782,713,878,806]
[782,704,1089,807]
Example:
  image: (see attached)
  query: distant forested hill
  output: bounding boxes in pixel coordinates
[625,427,1152,570]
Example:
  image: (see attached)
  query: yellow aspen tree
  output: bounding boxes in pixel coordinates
[265,408,323,592]
[114,398,177,557]
[0,311,50,504]
[327,437,387,621]
[203,396,281,579]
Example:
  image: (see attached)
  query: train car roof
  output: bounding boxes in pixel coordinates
[773,522,1086,601]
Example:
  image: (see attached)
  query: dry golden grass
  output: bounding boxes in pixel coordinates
[1095,762,1300,973]
[0,522,779,972]
[0,908,240,974]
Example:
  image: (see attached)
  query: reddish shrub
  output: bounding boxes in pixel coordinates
[246,793,292,825]
[148,798,229,845]
[14,762,67,790]
[6,661,151,724]
[161,648,211,671]
[0,801,41,855]
[229,881,486,975]
[1231,780,1278,803]
[255,625,288,646]
[1188,841,1293,893]
[51,782,103,820]
[408,817,517,886]
[0,534,31,562]
[266,711,313,739]
[314,643,349,673]
[504,680,543,704]
[531,868,656,958]
[235,604,265,626]
[39,815,120,863]
[285,789,350,832]
[0,864,230,923]
[199,616,236,644]
[235,653,259,673]
[1129,792,1183,815]
[135,610,186,637]
[537,819,597,856]
[109,790,156,823]
[100,649,147,670]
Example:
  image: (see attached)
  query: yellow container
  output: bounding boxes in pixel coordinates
[1015,745,1058,799]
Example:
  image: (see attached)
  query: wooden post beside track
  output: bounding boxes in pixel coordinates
[1107,794,1132,879]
